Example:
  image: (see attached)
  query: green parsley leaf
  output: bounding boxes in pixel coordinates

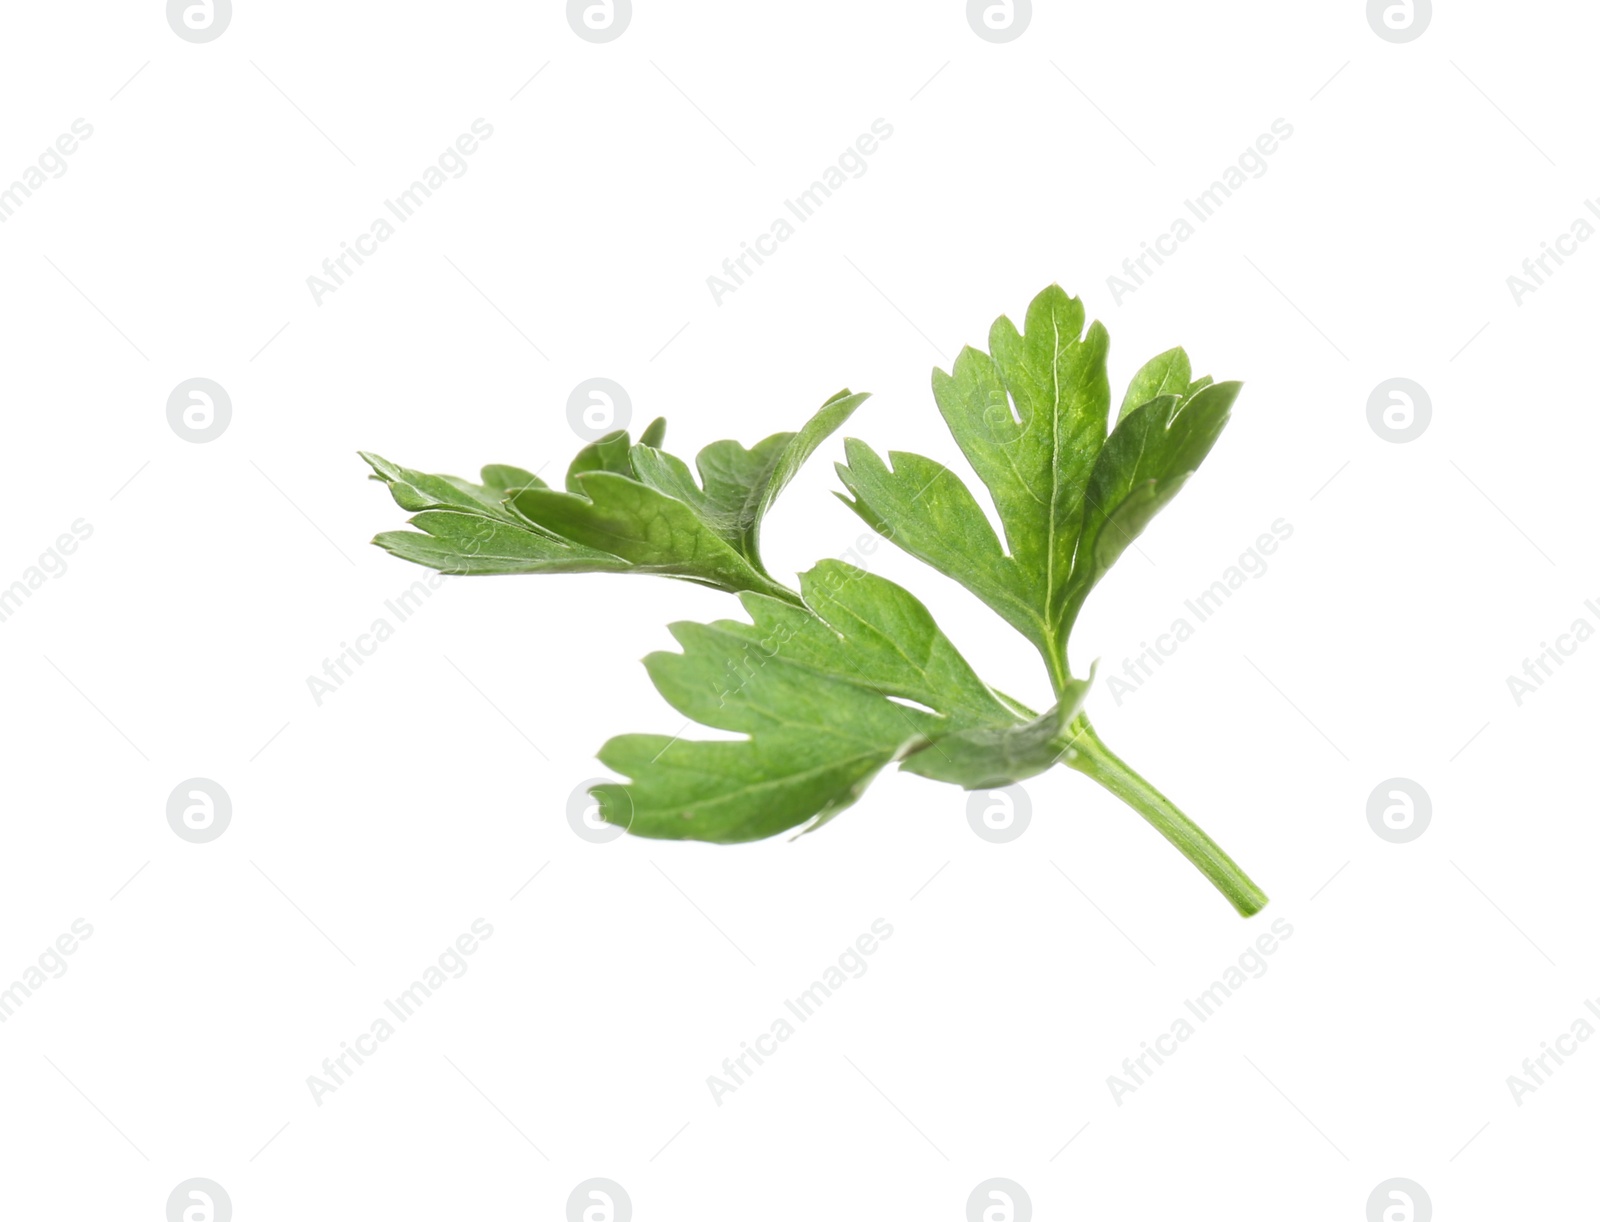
[592,560,1018,841]
[360,390,864,600]
[839,284,1234,682]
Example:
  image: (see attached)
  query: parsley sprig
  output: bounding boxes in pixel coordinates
[363,286,1268,915]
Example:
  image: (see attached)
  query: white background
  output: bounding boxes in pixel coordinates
[1,2,1595,1218]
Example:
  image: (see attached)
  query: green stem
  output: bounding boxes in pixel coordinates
[1040,633,1071,699]
[1060,717,1268,918]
